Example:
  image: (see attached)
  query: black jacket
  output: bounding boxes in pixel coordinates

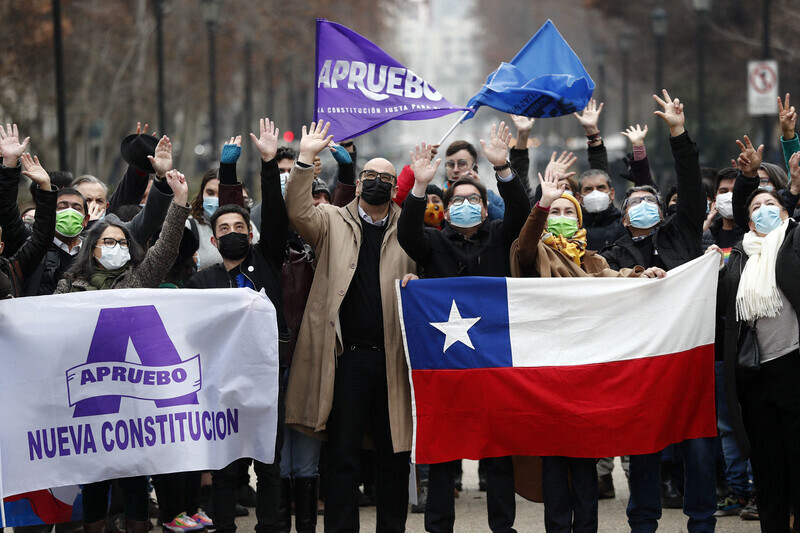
[600,132,705,270]
[718,219,800,458]
[185,158,289,341]
[397,170,530,278]
[583,205,627,251]
[0,180,57,298]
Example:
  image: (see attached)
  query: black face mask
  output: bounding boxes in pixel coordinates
[217,232,250,260]
[359,178,394,206]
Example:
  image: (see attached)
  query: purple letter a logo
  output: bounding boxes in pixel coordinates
[72,305,199,417]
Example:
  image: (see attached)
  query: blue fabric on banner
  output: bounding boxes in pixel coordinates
[400,277,512,370]
[466,20,594,119]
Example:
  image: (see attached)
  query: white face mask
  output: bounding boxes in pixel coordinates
[715,192,734,219]
[582,190,610,213]
[96,243,131,270]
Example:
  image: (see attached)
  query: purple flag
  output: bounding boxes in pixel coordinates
[314,19,468,141]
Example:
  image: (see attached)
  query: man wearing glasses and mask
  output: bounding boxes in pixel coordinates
[444,139,507,221]
[397,123,531,533]
[283,121,418,533]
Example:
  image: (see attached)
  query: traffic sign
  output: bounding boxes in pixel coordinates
[748,60,778,115]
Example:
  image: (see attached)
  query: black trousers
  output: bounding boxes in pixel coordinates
[324,346,410,533]
[425,457,516,533]
[211,382,284,533]
[82,476,148,523]
[151,471,202,523]
[542,457,598,533]
[740,349,800,533]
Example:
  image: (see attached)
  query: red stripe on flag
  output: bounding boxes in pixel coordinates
[411,344,716,464]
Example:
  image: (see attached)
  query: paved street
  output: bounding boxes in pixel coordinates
[233,458,762,532]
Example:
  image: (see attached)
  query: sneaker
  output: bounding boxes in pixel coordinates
[163,513,204,532]
[190,511,213,529]
[715,493,748,516]
[740,496,759,520]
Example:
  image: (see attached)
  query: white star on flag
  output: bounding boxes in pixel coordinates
[430,300,481,352]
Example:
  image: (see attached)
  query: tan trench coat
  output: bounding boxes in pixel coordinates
[283,164,416,453]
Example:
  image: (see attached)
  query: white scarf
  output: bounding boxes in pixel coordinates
[735,219,789,322]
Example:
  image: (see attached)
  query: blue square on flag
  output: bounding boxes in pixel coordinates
[400,277,512,370]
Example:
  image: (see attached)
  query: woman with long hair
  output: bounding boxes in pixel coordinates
[54,170,190,533]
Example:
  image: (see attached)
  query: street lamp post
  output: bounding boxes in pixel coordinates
[693,0,712,148]
[762,0,772,158]
[619,27,634,130]
[52,0,68,170]
[154,0,166,134]
[201,0,222,152]
[651,6,668,186]
[596,43,607,134]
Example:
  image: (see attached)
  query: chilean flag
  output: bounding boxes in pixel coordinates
[397,254,719,464]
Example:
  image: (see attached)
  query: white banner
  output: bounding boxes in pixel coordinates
[0,288,279,498]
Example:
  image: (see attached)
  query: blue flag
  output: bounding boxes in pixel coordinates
[466,20,594,119]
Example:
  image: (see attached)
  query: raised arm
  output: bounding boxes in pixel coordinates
[0,124,31,256]
[732,135,763,229]
[654,89,704,240]
[517,168,565,270]
[11,154,56,279]
[284,120,334,249]
[575,99,608,174]
[329,142,357,207]
[778,94,799,175]
[509,114,535,199]
[217,136,245,207]
[250,118,288,268]
[622,124,655,187]
[398,142,441,264]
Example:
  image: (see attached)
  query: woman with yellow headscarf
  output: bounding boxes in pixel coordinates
[510,168,664,533]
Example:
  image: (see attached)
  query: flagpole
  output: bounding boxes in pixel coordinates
[436,109,473,147]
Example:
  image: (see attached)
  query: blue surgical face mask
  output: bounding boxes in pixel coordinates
[203,197,219,219]
[627,201,661,229]
[760,185,774,192]
[751,204,783,234]
[448,201,483,228]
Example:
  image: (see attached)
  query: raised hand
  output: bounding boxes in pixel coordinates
[509,114,535,135]
[410,142,442,187]
[538,167,567,208]
[299,120,333,165]
[778,93,796,140]
[479,121,512,168]
[313,156,322,178]
[573,99,604,135]
[165,169,189,206]
[147,135,173,177]
[0,123,31,168]
[88,202,105,221]
[789,152,800,194]
[545,151,577,182]
[735,135,764,178]
[20,153,51,191]
[250,117,281,161]
[621,124,649,147]
[653,89,685,136]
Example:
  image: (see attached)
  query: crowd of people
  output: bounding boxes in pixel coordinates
[1,86,799,533]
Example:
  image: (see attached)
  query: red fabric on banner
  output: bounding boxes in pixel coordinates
[411,344,716,464]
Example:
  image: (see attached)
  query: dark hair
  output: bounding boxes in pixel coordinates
[426,184,444,202]
[276,146,298,162]
[114,204,142,222]
[209,204,251,237]
[622,185,663,214]
[445,140,478,167]
[64,220,144,282]
[56,187,89,214]
[31,171,74,202]
[190,168,219,224]
[759,162,789,190]
[578,169,612,191]
[715,168,738,195]
[700,167,719,183]
[745,188,784,214]
[701,178,715,201]
[443,176,487,207]
[664,185,677,206]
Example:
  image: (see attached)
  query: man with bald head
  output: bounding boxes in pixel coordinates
[283,121,417,532]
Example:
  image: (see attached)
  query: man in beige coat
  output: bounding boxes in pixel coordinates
[283,120,417,533]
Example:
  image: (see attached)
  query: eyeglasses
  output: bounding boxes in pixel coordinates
[758,178,771,187]
[445,159,471,171]
[96,237,129,249]
[450,194,482,206]
[625,195,659,208]
[359,169,396,184]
